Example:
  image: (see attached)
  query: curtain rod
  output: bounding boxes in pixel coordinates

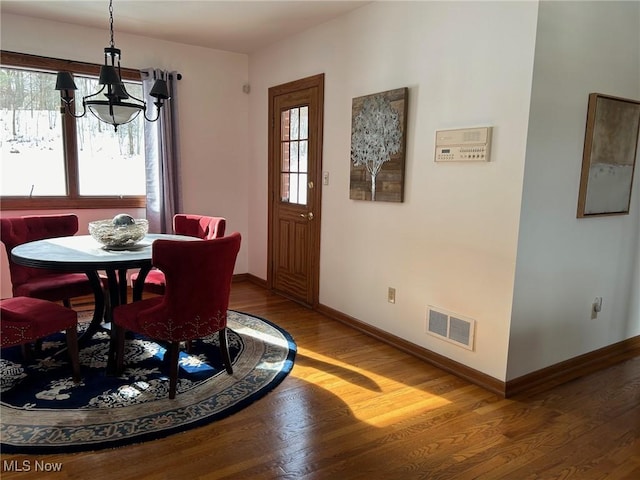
[161,72,182,80]
[142,70,182,80]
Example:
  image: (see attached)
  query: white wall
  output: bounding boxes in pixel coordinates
[248,1,539,380]
[1,14,250,296]
[508,1,640,379]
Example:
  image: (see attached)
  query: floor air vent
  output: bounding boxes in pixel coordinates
[427,306,475,351]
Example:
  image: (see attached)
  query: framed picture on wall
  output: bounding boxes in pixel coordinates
[577,93,640,217]
[350,87,408,202]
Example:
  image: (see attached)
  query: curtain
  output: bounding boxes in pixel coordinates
[141,69,182,234]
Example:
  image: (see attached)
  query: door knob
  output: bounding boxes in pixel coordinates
[299,212,314,220]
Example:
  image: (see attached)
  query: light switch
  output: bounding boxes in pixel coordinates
[323,171,329,185]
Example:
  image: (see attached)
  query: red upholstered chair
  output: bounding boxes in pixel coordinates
[130,214,226,296]
[114,232,241,399]
[0,214,94,306]
[1,297,81,382]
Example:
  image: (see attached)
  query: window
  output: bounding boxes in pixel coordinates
[0,51,146,209]
[280,106,309,205]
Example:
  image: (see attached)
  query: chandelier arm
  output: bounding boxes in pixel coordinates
[125,90,145,104]
[61,102,88,119]
[143,105,162,123]
[83,85,108,102]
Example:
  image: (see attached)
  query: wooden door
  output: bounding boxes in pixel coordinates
[268,74,324,307]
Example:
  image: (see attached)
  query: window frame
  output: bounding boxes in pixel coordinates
[0,50,146,210]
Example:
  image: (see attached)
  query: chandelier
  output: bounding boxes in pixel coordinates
[55,0,169,131]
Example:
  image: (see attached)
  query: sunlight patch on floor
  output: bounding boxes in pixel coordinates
[292,346,452,426]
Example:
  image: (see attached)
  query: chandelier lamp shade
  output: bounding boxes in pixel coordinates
[55,0,170,131]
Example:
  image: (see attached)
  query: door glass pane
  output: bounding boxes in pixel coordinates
[281,142,290,172]
[299,140,308,172]
[0,68,66,196]
[75,77,145,196]
[300,106,308,139]
[279,105,309,206]
[281,110,290,140]
[290,108,299,140]
[290,141,298,172]
[281,173,290,201]
[299,173,308,205]
[289,173,299,203]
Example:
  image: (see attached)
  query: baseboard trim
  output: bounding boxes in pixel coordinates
[316,302,640,399]
[233,273,267,288]
[316,303,506,397]
[240,283,639,397]
[505,336,640,397]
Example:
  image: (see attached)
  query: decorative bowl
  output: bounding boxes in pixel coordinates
[89,218,149,250]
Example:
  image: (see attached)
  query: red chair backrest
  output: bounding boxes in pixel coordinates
[173,214,226,240]
[137,232,241,341]
[0,214,79,289]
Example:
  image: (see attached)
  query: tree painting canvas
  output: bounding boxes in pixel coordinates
[577,93,640,217]
[350,88,408,202]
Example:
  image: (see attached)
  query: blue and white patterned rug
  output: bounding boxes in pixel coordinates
[0,310,296,454]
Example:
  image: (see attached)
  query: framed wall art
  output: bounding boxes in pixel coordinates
[577,93,640,217]
[350,87,408,202]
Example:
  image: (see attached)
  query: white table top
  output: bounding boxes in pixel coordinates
[11,233,196,272]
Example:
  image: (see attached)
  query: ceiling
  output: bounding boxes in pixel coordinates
[1,0,369,54]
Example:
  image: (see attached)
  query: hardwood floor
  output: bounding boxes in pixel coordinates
[2,281,639,479]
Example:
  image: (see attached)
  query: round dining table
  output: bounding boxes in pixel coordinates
[10,233,196,361]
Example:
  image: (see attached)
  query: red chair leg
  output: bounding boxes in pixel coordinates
[168,342,180,399]
[219,328,233,375]
[65,327,81,383]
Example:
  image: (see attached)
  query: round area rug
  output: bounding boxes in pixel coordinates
[0,310,296,454]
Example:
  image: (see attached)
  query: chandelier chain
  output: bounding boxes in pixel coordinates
[108,0,114,48]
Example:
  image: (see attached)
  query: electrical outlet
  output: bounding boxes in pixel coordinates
[388,287,396,304]
[591,297,603,319]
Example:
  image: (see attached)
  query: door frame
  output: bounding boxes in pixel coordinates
[267,73,324,307]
